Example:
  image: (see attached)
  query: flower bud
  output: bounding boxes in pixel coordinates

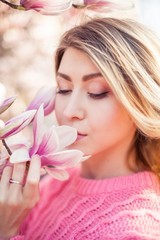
[20,0,73,15]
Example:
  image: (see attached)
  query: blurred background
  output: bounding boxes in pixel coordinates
[0,0,160,120]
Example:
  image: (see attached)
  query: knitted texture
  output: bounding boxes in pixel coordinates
[11,169,160,240]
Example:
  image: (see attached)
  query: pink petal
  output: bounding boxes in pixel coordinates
[37,126,59,156]
[20,0,44,9]
[10,147,30,163]
[41,149,83,168]
[30,105,44,156]
[5,110,36,125]
[44,167,69,180]
[82,0,134,13]
[0,96,16,114]
[54,125,77,150]
[84,0,111,5]
[26,86,56,116]
[0,110,36,139]
[0,122,20,139]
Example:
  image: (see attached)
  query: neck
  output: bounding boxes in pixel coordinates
[81,145,137,180]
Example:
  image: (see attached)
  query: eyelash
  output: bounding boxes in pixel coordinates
[88,92,109,99]
[57,90,71,95]
[56,89,109,99]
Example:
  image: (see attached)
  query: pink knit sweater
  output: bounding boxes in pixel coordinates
[11,169,160,240]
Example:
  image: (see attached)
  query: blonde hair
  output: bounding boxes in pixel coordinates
[55,18,160,175]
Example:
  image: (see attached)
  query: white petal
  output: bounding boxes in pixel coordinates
[44,167,69,180]
[0,120,5,130]
[10,147,30,163]
[54,125,77,150]
[81,155,92,161]
[40,168,47,176]
[43,149,84,168]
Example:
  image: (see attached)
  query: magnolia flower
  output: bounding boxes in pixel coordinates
[26,86,56,116]
[10,105,86,180]
[0,0,134,15]
[0,88,87,180]
[0,110,36,140]
[0,85,55,140]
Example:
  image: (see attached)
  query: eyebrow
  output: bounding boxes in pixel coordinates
[56,72,103,81]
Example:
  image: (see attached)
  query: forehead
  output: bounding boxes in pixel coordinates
[58,47,100,74]
[57,48,113,89]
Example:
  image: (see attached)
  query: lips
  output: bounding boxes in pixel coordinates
[76,132,87,141]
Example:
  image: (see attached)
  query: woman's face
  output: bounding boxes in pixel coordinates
[55,47,136,157]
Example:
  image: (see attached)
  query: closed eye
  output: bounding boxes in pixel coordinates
[56,90,109,99]
[88,92,109,99]
[56,89,71,95]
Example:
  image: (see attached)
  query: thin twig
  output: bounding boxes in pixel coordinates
[2,139,12,155]
[72,4,85,9]
[0,0,25,10]
[0,0,18,9]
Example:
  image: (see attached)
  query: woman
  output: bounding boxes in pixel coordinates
[0,17,160,239]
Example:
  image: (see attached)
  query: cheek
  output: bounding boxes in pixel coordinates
[90,113,114,133]
[89,102,131,134]
[54,96,64,124]
[89,104,119,131]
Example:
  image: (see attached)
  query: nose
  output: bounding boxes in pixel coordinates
[63,92,85,120]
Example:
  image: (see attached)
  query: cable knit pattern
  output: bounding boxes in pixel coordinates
[11,169,160,240]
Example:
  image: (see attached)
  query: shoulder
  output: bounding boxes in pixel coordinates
[103,172,160,238]
[111,171,160,216]
[93,172,160,239]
